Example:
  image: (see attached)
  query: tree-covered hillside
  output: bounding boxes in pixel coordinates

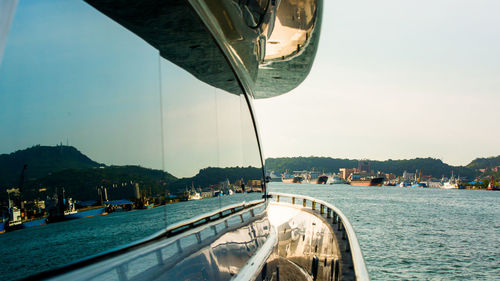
[265,157,478,179]
[0,145,263,201]
[22,165,177,201]
[0,145,101,187]
[167,166,263,191]
[466,156,500,170]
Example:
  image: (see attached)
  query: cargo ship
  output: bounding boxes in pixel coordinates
[281,173,304,183]
[349,174,384,186]
[268,171,282,182]
[306,172,328,184]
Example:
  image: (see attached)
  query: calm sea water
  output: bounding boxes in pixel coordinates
[0,193,262,280]
[270,183,500,280]
[1,185,499,280]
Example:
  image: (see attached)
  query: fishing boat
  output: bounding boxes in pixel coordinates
[441,173,462,189]
[0,0,369,280]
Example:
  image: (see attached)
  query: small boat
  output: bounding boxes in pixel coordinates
[65,207,107,219]
[188,192,202,200]
[5,206,23,231]
[399,181,410,187]
[488,181,499,190]
[411,182,428,188]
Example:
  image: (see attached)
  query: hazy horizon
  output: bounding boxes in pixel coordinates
[2,143,499,168]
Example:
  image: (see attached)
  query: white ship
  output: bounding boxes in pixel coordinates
[329,175,345,184]
[441,173,462,189]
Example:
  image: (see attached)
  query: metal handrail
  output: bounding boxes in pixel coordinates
[27,199,266,280]
[269,192,369,281]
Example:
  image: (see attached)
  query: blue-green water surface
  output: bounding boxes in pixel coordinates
[270,183,500,280]
[0,194,262,280]
[1,185,499,280]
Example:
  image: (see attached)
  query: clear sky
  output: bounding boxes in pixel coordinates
[1,0,499,174]
[254,0,500,166]
[0,1,261,178]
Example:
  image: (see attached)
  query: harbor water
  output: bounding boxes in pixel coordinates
[1,185,499,280]
[271,183,500,280]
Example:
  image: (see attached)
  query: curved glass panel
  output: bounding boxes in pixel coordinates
[0,1,264,279]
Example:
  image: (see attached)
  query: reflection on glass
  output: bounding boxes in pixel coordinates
[264,0,317,61]
[0,0,263,279]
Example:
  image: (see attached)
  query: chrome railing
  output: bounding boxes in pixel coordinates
[269,192,369,281]
[32,199,266,280]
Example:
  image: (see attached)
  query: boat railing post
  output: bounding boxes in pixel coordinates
[276,195,280,202]
[303,199,306,207]
[333,258,340,281]
[117,263,128,281]
[176,240,182,253]
[327,207,331,218]
[292,197,295,205]
[156,249,164,265]
[312,201,316,210]
[320,204,324,214]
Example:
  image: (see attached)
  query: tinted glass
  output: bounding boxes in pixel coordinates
[0,1,264,279]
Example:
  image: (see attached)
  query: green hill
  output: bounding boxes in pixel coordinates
[1,145,263,201]
[22,165,177,201]
[466,156,500,170]
[167,166,263,191]
[0,145,101,187]
[265,156,478,179]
